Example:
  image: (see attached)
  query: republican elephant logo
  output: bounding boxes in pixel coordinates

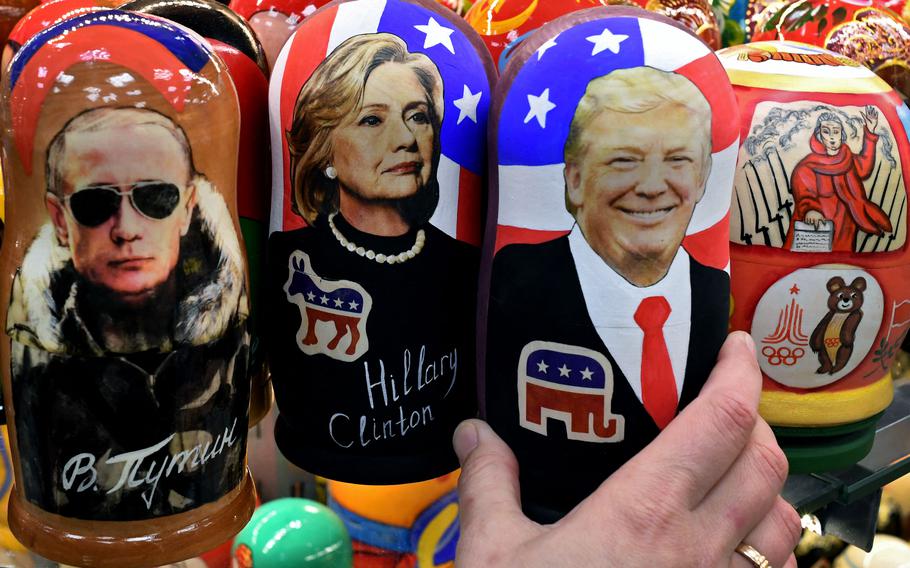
[517,341,624,443]
[284,251,372,362]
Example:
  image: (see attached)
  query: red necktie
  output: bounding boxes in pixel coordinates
[633,296,678,430]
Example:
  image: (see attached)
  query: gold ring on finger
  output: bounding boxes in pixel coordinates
[735,542,772,568]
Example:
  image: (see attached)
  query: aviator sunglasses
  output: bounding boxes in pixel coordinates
[63,181,182,227]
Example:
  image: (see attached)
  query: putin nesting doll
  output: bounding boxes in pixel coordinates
[0,10,255,565]
[265,0,494,484]
[721,40,910,472]
[481,7,739,521]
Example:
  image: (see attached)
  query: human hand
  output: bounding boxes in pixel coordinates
[454,332,801,568]
[863,105,879,132]
[804,210,826,230]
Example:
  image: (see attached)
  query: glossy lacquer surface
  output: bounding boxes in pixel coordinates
[481,7,738,521]
[0,10,255,565]
[265,0,494,485]
[721,40,910,471]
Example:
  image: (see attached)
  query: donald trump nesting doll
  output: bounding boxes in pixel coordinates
[481,7,739,521]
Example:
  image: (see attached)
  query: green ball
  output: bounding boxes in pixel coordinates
[232,498,353,568]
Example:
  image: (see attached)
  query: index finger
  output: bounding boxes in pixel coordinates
[609,332,763,509]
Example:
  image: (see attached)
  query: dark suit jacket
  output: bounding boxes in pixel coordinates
[267,214,479,484]
[485,235,730,521]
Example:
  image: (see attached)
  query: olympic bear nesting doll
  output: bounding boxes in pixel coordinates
[0,11,255,565]
[721,41,910,472]
[326,473,459,565]
[266,0,494,484]
[481,7,739,521]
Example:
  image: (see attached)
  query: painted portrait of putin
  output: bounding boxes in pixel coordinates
[6,106,249,519]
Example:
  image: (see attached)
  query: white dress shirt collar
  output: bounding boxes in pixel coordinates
[568,224,692,403]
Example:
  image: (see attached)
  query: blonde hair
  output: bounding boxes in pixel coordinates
[286,33,444,223]
[46,107,194,197]
[563,67,712,214]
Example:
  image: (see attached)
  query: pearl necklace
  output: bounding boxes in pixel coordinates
[328,213,425,265]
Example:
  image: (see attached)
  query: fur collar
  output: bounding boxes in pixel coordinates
[6,177,249,355]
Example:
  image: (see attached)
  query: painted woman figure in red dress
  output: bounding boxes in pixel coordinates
[785,107,892,252]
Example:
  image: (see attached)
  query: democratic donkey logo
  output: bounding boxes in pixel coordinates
[284,251,372,362]
[518,341,624,443]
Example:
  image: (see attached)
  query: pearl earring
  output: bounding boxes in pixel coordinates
[324,165,337,180]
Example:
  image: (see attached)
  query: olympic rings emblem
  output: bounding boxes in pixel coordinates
[761,345,805,366]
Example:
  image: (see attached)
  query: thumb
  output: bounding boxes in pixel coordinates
[454,419,527,530]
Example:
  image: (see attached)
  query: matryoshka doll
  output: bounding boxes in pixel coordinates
[464,0,619,67]
[265,0,493,484]
[0,10,255,565]
[482,7,738,521]
[721,41,910,471]
[0,0,38,48]
[464,0,720,70]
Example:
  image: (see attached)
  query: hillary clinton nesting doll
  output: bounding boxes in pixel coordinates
[0,11,255,565]
[721,41,910,472]
[481,7,739,521]
[266,0,494,484]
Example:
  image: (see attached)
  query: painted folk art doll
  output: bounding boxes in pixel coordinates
[481,7,739,521]
[266,0,494,484]
[0,11,255,565]
[722,41,910,471]
[746,0,910,100]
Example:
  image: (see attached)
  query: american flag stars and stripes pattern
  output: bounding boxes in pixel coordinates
[493,14,741,271]
[269,0,491,244]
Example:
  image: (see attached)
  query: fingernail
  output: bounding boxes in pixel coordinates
[453,421,479,465]
[740,332,756,356]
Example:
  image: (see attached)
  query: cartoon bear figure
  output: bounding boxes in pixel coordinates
[810,276,866,374]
